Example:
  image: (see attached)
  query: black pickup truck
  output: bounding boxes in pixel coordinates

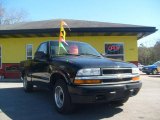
[20,40,142,113]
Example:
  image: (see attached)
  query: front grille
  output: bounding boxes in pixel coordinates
[102,68,132,75]
[102,77,132,83]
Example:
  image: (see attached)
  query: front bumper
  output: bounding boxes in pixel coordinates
[68,81,142,103]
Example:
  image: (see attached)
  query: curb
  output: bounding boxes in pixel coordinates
[0,79,22,83]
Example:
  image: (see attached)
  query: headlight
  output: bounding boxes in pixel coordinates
[132,68,140,74]
[76,68,101,76]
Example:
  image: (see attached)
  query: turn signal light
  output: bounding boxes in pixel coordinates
[132,76,140,81]
[74,79,102,84]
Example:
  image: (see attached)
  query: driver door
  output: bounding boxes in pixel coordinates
[31,42,50,85]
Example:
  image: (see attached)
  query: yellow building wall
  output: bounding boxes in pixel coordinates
[0,36,138,63]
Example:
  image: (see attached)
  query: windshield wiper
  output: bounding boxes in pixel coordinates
[78,53,101,57]
[64,53,80,56]
[51,53,101,57]
[54,53,80,56]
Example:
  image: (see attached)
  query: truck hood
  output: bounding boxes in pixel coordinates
[52,56,136,69]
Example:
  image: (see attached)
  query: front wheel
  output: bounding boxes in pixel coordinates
[146,72,150,75]
[53,79,74,114]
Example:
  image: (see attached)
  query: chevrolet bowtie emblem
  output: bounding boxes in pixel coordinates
[117,74,124,79]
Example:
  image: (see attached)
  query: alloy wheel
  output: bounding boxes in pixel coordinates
[54,86,64,108]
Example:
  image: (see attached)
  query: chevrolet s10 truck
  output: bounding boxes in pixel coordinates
[20,40,142,113]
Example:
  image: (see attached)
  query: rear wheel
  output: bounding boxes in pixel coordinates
[152,69,158,75]
[23,73,33,92]
[53,79,74,114]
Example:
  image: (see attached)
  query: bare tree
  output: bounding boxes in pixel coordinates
[154,39,160,60]
[2,9,27,24]
[0,1,5,24]
[138,39,160,65]
[0,0,27,25]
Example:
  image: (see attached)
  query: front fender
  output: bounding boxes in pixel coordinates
[49,70,72,85]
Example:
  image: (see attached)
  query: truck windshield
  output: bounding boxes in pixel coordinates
[50,41,101,57]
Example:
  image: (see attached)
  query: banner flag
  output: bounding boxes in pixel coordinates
[58,20,70,54]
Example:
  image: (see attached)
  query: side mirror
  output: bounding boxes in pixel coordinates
[100,53,105,57]
[34,51,47,61]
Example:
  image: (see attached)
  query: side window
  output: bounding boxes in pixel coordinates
[26,44,33,60]
[155,61,160,66]
[37,42,47,54]
[0,45,2,68]
[105,43,124,60]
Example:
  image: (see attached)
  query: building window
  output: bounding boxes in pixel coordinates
[105,43,124,60]
[26,44,33,60]
[0,46,2,68]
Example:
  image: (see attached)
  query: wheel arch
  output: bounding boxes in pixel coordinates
[152,68,158,74]
[49,71,70,87]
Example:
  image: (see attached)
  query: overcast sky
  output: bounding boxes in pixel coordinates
[4,0,160,46]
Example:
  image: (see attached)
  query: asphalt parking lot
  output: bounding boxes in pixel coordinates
[0,73,160,120]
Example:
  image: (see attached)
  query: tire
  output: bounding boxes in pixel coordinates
[152,69,158,75]
[53,79,74,114]
[23,73,33,92]
[146,72,150,75]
